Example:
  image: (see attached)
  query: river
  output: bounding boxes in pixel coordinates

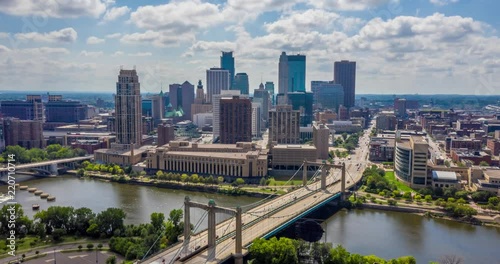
[2,175,499,263]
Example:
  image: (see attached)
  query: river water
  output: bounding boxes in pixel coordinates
[2,175,499,263]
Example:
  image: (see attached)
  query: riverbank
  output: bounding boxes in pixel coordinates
[83,173,280,199]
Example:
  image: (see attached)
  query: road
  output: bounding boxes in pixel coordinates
[143,121,375,264]
[0,156,93,172]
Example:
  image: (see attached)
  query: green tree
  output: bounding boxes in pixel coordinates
[217,176,225,184]
[488,196,499,206]
[424,195,433,203]
[249,237,298,264]
[479,161,490,166]
[106,255,117,264]
[150,212,165,231]
[234,178,245,187]
[93,208,126,237]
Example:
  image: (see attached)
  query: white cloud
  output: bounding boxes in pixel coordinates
[430,0,459,6]
[120,30,194,47]
[87,36,105,44]
[19,47,70,55]
[129,52,153,57]
[0,33,10,39]
[14,28,77,43]
[0,45,11,53]
[80,50,104,57]
[0,0,106,18]
[112,51,124,57]
[102,6,130,22]
[308,0,394,11]
[105,33,122,39]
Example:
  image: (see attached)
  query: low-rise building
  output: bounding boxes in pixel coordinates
[487,138,500,156]
[450,149,492,166]
[94,145,153,166]
[431,171,461,189]
[470,168,500,194]
[146,141,267,183]
[369,137,395,162]
[270,145,317,171]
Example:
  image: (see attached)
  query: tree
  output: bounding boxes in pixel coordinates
[249,237,298,264]
[93,208,126,237]
[73,207,95,235]
[87,243,94,250]
[106,256,117,264]
[217,176,225,184]
[488,196,500,206]
[479,161,490,167]
[150,212,165,231]
[471,191,494,203]
[439,254,464,264]
[234,178,245,187]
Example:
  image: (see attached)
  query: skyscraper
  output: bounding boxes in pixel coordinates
[252,102,262,137]
[311,81,344,111]
[334,60,356,108]
[221,51,235,89]
[115,68,142,146]
[220,96,252,144]
[253,85,270,129]
[268,105,300,145]
[287,54,306,92]
[265,81,275,104]
[206,67,230,104]
[212,90,242,140]
[233,73,249,95]
[169,81,195,121]
[287,92,313,127]
[278,52,288,95]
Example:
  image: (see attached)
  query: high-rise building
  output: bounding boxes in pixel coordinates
[0,95,44,121]
[265,81,275,104]
[376,113,397,131]
[221,51,235,89]
[287,54,306,92]
[151,93,164,125]
[45,96,87,123]
[394,98,408,119]
[311,81,344,111]
[206,68,230,104]
[157,122,175,146]
[338,105,349,121]
[252,102,262,137]
[233,73,249,95]
[142,99,153,117]
[115,68,142,146]
[313,123,330,160]
[268,104,300,145]
[287,92,313,127]
[253,84,270,129]
[191,80,212,120]
[169,81,195,121]
[2,118,45,149]
[394,135,429,187]
[278,52,289,95]
[212,90,242,140]
[278,52,306,94]
[334,60,356,108]
[220,96,252,144]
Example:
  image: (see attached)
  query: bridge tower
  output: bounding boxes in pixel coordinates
[184,196,243,264]
[302,161,347,197]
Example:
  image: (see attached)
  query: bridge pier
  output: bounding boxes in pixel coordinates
[233,206,243,264]
[183,197,191,255]
[341,163,346,199]
[207,200,216,261]
[50,163,58,175]
[321,164,327,190]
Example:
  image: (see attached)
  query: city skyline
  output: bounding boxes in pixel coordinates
[0,1,499,95]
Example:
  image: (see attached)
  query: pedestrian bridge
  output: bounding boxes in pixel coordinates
[141,161,362,264]
[0,155,93,178]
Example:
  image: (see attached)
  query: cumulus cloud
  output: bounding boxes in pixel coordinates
[14,28,77,43]
[120,30,194,47]
[308,0,394,11]
[0,0,106,18]
[129,52,153,57]
[87,36,105,44]
[106,33,122,39]
[80,50,104,57]
[102,6,130,22]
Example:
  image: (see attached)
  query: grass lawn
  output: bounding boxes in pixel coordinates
[384,171,415,193]
[267,179,304,186]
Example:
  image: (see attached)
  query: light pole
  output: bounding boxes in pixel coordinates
[96,247,98,264]
[53,248,56,264]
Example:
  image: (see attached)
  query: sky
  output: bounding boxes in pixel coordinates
[0,0,499,95]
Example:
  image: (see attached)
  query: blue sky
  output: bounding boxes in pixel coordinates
[0,0,499,95]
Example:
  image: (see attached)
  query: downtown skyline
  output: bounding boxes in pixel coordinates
[0,0,499,95]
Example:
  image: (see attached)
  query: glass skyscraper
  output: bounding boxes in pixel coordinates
[287,54,306,92]
[233,72,249,95]
[334,60,356,108]
[220,51,235,89]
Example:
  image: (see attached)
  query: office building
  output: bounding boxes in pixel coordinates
[287,54,306,92]
[142,99,153,117]
[338,105,349,121]
[487,138,500,155]
[265,81,275,104]
[45,99,87,123]
[233,73,249,95]
[191,80,213,120]
[334,60,356,108]
[286,92,313,126]
[146,141,267,182]
[2,118,45,149]
[278,52,306,94]
[394,98,407,119]
[252,102,262,137]
[220,51,235,89]
[169,81,195,121]
[271,145,317,171]
[394,135,429,187]
[157,122,175,146]
[278,52,289,95]
[268,105,300,144]
[115,68,142,147]
[369,137,395,162]
[212,90,242,140]
[0,95,44,121]
[206,68,230,104]
[193,113,213,129]
[220,96,252,144]
[313,123,330,160]
[253,85,270,129]
[151,93,164,126]
[311,81,344,111]
[376,113,397,131]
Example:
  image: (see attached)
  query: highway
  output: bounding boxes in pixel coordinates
[143,121,375,264]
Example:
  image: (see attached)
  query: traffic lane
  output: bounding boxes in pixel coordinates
[25,251,123,264]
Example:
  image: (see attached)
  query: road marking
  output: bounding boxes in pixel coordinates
[45,259,54,262]
[69,254,88,259]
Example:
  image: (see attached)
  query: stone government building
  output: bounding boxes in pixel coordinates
[146,141,268,183]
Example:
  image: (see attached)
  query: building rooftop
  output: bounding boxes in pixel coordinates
[432,171,458,182]
[484,169,500,180]
[273,145,316,150]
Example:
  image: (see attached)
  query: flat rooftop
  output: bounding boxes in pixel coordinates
[273,145,316,149]
[432,171,458,181]
[484,169,500,180]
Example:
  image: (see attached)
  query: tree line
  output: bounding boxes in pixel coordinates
[0,204,184,261]
[0,144,87,164]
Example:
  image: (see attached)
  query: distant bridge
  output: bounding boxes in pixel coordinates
[0,155,93,178]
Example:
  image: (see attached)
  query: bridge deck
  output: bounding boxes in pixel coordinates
[142,168,356,264]
[0,156,93,172]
